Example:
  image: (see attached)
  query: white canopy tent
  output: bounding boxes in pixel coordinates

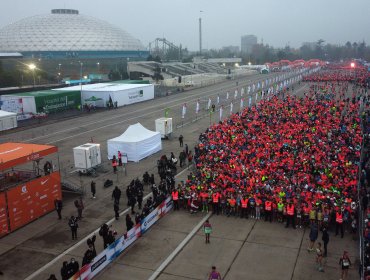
[107,123,162,162]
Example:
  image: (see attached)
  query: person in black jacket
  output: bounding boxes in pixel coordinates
[54,199,63,220]
[60,261,69,280]
[126,214,134,232]
[114,201,119,220]
[82,236,97,266]
[67,258,79,278]
[137,188,143,210]
[68,216,78,240]
[143,171,150,185]
[322,226,329,257]
[99,223,109,249]
[112,186,121,204]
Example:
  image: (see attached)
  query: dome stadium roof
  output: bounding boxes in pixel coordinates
[0,9,147,57]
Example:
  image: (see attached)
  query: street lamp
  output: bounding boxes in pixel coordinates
[97,62,100,73]
[28,63,36,87]
[80,62,83,111]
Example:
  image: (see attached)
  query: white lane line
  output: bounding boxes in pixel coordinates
[24,167,190,280]
[147,212,212,280]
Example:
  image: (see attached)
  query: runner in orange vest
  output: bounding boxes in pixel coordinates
[111,155,118,174]
[172,189,179,210]
[285,202,295,228]
[264,199,272,222]
[335,209,344,238]
[228,196,236,217]
[212,192,220,215]
[240,197,248,219]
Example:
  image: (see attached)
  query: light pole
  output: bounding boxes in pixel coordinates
[29,63,36,87]
[80,62,83,111]
[199,11,204,55]
[58,63,62,83]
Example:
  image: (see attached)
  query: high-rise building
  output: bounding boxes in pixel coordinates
[241,35,257,54]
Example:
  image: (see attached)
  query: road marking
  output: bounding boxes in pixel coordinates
[147,212,212,280]
[24,167,190,280]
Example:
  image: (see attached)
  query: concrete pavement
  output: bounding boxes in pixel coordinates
[96,210,358,280]
[0,72,334,280]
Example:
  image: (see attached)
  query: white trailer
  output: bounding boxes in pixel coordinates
[0,110,17,131]
[155,118,173,139]
[73,143,101,174]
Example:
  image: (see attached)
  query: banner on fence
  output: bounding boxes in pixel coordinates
[70,197,173,280]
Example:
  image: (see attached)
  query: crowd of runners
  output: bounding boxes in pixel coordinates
[174,80,362,232]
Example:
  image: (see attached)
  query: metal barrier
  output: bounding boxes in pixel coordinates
[358,97,367,279]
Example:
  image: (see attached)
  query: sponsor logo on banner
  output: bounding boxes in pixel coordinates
[41,179,49,185]
[141,208,159,233]
[91,255,107,272]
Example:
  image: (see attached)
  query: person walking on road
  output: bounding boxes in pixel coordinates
[179,150,186,168]
[54,199,63,220]
[112,186,122,204]
[74,197,84,219]
[114,201,119,220]
[179,134,184,147]
[91,180,96,198]
[339,251,351,280]
[208,266,221,280]
[68,215,78,240]
[316,242,324,272]
[204,219,212,244]
[308,222,318,252]
[322,226,329,257]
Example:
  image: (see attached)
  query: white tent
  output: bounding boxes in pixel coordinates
[55,83,154,108]
[107,123,162,162]
[0,110,17,131]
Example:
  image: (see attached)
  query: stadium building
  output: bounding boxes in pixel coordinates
[0,9,149,82]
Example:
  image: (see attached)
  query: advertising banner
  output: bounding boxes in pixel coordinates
[70,241,116,280]
[70,197,173,280]
[140,206,159,234]
[34,91,81,113]
[0,192,9,237]
[7,171,61,231]
[158,197,173,218]
[113,224,141,257]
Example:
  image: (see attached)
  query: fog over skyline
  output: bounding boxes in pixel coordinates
[1,0,370,51]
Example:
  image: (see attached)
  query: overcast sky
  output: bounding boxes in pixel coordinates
[1,0,370,51]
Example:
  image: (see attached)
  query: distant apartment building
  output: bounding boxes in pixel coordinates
[222,45,240,53]
[241,35,257,54]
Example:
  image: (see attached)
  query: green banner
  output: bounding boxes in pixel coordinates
[34,91,81,113]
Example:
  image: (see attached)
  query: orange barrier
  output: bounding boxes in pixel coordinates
[7,171,62,231]
[0,192,9,237]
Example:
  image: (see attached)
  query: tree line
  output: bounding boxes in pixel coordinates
[203,40,370,65]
